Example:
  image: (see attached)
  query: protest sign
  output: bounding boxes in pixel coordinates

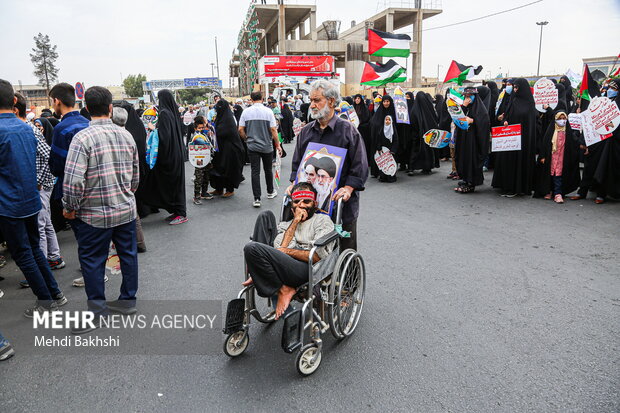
[491,124,521,152]
[373,147,397,176]
[182,111,195,126]
[423,129,451,148]
[293,118,302,137]
[565,68,581,88]
[585,96,620,135]
[580,109,613,146]
[568,113,582,131]
[393,87,410,124]
[295,143,347,216]
[188,133,212,168]
[447,98,469,130]
[338,102,360,128]
[533,78,559,112]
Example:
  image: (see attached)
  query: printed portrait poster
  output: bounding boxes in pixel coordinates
[295,143,347,216]
[393,87,410,124]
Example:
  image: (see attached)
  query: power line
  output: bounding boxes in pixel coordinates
[423,0,544,32]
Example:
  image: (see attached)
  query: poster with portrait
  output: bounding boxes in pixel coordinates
[393,87,410,124]
[295,143,347,216]
[188,132,213,168]
[142,107,158,127]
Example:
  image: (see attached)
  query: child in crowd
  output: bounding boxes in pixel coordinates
[192,116,214,205]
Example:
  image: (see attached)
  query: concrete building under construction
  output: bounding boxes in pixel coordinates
[230,0,442,96]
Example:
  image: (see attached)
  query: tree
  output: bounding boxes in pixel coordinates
[30,33,59,105]
[123,74,147,97]
[177,88,215,105]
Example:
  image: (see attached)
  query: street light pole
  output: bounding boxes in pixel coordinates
[536,21,549,77]
[211,63,215,78]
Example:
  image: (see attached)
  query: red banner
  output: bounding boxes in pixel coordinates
[261,55,335,75]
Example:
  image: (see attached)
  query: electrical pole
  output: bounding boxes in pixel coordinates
[215,36,221,81]
[536,21,548,77]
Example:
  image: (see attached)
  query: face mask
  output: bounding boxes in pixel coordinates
[556,119,566,127]
[607,89,618,98]
[505,85,513,94]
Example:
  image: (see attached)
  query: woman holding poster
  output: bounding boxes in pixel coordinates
[454,87,490,193]
[491,78,537,197]
[370,95,397,177]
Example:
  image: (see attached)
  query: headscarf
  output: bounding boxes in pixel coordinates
[344,96,354,105]
[552,112,566,153]
[476,86,491,111]
[383,116,394,142]
[353,94,371,125]
[405,91,415,111]
[34,117,54,145]
[370,95,397,135]
[214,99,240,141]
[157,89,183,143]
[559,75,574,106]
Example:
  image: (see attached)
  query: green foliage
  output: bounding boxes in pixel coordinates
[30,33,59,90]
[123,74,147,97]
[177,88,214,105]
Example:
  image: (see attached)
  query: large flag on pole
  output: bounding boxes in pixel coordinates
[360,60,406,86]
[578,64,601,101]
[443,60,483,85]
[368,29,411,58]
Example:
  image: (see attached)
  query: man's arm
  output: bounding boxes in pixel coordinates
[62,137,88,214]
[334,126,368,201]
[238,126,247,140]
[130,144,139,193]
[271,126,282,155]
[278,247,320,263]
[48,128,68,177]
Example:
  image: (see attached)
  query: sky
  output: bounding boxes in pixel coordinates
[1,0,619,89]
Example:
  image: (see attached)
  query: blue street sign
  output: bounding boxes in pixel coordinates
[183,77,222,88]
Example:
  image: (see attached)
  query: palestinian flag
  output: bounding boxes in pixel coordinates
[368,29,411,58]
[443,60,483,85]
[578,64,601,101]
[360,60,406,86]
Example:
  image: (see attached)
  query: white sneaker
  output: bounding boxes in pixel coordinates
[253,199,261,208]
[73,275,109,287]
[267,190,278,199]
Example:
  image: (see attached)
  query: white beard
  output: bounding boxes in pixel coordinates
[310,105,331,120]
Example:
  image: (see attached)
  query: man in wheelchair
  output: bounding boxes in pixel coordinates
[242,182,335,320]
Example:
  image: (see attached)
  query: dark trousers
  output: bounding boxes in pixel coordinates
[244,211,307,297]
[72,219,138,316]
[248,151,274,199]
[553,176,562,195]
[340,219,358,252]
[0,213,60,302]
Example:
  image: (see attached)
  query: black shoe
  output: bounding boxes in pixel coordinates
[137,245,147,253]
[71,314,106,335]
[107,300,137,315]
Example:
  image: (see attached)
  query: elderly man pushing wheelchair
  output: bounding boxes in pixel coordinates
[243,80,368,319]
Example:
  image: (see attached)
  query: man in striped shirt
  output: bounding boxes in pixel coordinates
[63,86,140,334]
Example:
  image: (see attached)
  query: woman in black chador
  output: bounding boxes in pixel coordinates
[210,99,245,196]
[370,95,397,177]
[408,92,437,175]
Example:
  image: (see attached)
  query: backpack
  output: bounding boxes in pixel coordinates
[146,129,159,169]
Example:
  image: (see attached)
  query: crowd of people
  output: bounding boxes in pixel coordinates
[0,71,618,360]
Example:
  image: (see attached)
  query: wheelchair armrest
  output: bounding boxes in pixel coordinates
[313,230,340,247]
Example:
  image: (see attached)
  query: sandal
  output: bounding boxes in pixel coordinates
[543,193,552,200]
[457,184,475,193]
[451,174,461,180]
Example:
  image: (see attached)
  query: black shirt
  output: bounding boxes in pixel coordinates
[290,113,368,224]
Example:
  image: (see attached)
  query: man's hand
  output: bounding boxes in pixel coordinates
[276,146,283,157]
[333,185,353,202]
[63,209,76,220]
[293,207,307,223]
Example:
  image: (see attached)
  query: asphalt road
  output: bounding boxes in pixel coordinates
[1,144,619,413]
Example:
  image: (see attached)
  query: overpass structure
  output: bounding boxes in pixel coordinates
[230,0,442,96]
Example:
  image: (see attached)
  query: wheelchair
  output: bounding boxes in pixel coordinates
[222,197,366,376]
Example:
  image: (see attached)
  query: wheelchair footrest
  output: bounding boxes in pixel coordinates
[223,298,245,334]
[281,309,302,354]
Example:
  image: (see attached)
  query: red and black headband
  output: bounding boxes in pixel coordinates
[291,190,316,201]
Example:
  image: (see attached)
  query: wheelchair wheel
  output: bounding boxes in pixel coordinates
[328,249,366,339]
[223,331,249,357]
[295,344,322,376]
